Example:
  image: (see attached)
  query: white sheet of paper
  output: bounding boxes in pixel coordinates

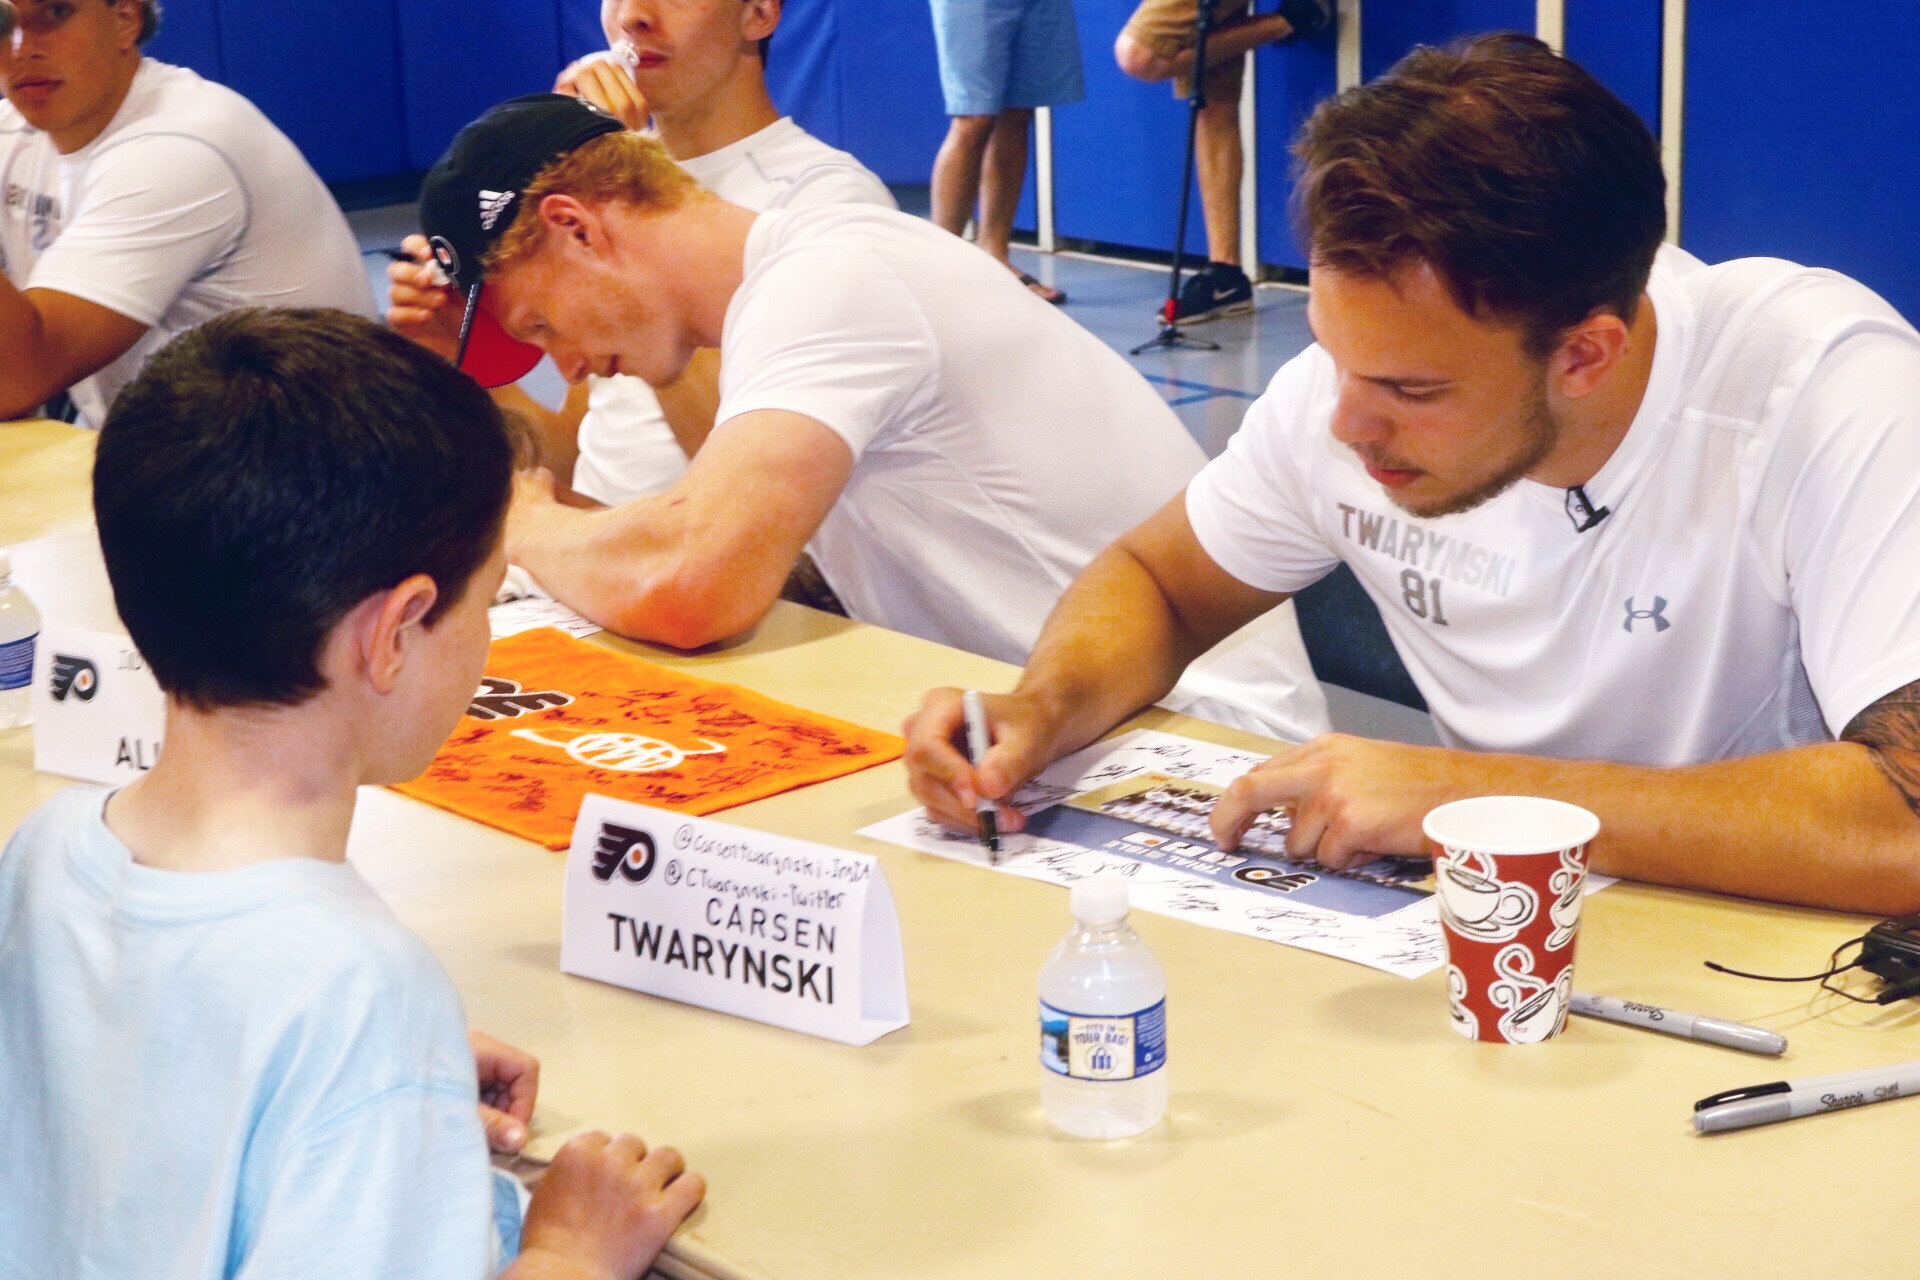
[561,795,909,1046]
[488,595,602,641]
[858,730,1611,980]
[488,565,602,641]
[30,622,166,784]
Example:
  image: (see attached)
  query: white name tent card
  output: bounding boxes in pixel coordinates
[561,794,909,1047]
[30,622,166,784]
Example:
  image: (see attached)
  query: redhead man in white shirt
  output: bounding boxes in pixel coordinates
[404,95,1330,742]
[391,0,894,508]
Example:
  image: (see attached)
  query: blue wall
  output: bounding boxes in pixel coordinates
[1360,0,1532,80]
[135,0,1920,320]
[1253,28,1340,271]
[1564,0,1661,136]
[1681,5,1920,322]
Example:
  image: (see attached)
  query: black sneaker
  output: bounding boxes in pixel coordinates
[1275,0,1334,39]
[1169,262,1255,325]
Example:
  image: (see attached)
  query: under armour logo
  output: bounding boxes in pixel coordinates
[591,823,656,883]
[476,188,515,231]
[466,676,574,720]
[1623,596,1670,633]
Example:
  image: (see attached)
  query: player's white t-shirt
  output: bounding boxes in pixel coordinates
[570,116,896,506]
[715,203,1330,742]
[0,59,375,424]
[1186,246,1920,763]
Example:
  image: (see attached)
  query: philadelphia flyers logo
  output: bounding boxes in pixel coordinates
[591,823,656,883]
[49,654,98,702]
[1233,865,1313,894]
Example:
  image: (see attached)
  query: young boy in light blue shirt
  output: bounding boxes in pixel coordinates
[0,308,705,1280]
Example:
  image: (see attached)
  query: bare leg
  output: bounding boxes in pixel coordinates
[1114,11,1295,83]
[931,114,998,238]
[977,108,1033,263]
[1195,95,1242,265]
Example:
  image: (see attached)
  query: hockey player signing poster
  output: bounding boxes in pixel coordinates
[859,729,1610,978]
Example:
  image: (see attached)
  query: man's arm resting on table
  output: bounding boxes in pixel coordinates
[506,408,853,648]
[0,284,146,419]
[905,492,1289,830]
[1209,679,1920,916]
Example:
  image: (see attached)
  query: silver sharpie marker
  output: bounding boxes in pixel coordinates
[1570,991,1787,1056]
[1694,1059,1920,1133]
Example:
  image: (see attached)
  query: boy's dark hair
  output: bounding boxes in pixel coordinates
[1293,31,1666,354]
[94,309,515,711]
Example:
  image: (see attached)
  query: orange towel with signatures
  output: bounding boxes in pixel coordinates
[393,628,904,849]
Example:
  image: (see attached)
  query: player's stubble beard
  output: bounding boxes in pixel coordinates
[1390,369,1560,521]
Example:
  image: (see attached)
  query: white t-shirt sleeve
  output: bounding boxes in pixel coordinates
[716,244,936,458]
[1766,326,1920,734]
[1184,348,1343,595]
[778,164,897,212]
[26,134,247,326]
[235,1085,495,1280]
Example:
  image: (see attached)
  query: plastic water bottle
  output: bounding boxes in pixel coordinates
[1038,877,1168,1138]
[0,550,41,730]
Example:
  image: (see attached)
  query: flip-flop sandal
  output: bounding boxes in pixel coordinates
[1018,271,1068,306]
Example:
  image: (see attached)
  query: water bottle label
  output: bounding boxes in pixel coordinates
[0,633,35,692]
[1039,998,1166,1081]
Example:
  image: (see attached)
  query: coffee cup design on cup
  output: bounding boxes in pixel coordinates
[1488,943,1571,1044]
[1434,848,1539,942]
[1545,848,1587,952]
[1446,964,1478,1040]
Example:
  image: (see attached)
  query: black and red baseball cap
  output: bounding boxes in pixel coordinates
[418,94,626,388]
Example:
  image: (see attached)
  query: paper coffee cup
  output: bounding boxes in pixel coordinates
[1422,797,1600,1045]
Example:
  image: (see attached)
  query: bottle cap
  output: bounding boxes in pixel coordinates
[1070,876,1129,925]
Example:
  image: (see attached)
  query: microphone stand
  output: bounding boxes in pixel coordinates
[1132,0,1223,355]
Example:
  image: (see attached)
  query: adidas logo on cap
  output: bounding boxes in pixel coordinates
[477,188,516,232]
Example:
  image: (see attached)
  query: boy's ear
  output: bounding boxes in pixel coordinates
[357,574,441,696]
[742,0,779,44]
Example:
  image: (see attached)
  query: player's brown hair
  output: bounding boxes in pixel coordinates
[1293,32,1666,354]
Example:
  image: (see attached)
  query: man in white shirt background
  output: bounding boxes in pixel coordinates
[392,0,895,509]
[904,33,1920,916]
[405,95,1329,742]
[0,0,372,424]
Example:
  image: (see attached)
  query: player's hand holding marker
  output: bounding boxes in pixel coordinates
[385,233,463,362]
[905,686,1490,874]
[903,687,1061,839]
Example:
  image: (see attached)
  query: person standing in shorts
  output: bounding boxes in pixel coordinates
[1114,0,1331,322]
[928,0,1085,304]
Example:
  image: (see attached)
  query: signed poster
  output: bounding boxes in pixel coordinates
[859,730,1610,978]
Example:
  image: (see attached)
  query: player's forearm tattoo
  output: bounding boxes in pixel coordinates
[1843,679,1920,819]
